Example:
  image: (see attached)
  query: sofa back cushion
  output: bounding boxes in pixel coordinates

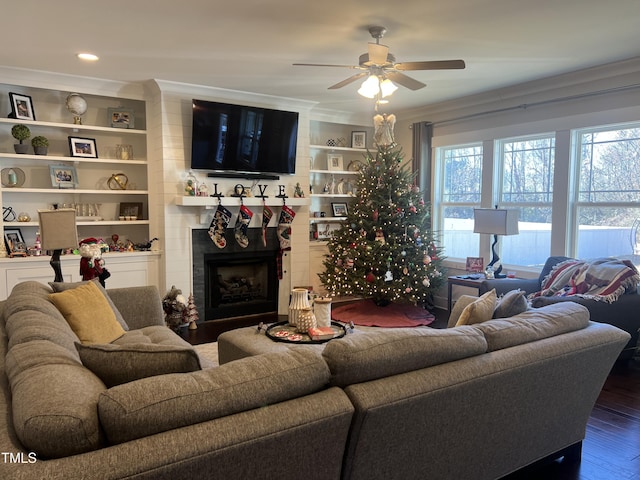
[473,301,590,351]
[76,342,201,387]
[322,327,488,388]
[4,340,105,458]
[98,349,330,445]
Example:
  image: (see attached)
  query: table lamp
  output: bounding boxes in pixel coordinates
[38,209,78,282]
[473,207,519,278]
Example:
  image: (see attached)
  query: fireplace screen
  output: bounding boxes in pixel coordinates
[216,262,268,305]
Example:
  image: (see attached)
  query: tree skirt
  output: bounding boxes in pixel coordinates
[331,300,434,327]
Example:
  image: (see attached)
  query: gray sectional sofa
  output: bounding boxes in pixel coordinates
[1,281,630,480]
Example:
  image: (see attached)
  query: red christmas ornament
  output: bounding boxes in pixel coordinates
[366,272,376,283]
[372,209,379,221]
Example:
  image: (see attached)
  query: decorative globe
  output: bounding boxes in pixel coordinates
[66,93,88,124]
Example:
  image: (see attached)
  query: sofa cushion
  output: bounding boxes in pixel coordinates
[447,295,478,328]
[322,327,488,388]
[98,349,330,444]
[4,340,105,458]
[455,289,496,326]
[76,342,201,387]
[473,301,590,351]
[493,289,528,318]
[49,279,129,330]
[49,281,126,344]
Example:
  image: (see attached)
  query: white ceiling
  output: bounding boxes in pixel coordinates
[1,0,639,115]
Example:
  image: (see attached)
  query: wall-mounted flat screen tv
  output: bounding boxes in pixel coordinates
[190,99,298,176]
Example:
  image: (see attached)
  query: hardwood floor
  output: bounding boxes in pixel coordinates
[182,309,640,480]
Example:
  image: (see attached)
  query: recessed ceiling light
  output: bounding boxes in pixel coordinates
[77,53,99,62]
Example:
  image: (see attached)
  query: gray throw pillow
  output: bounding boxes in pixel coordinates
[49,279,129,330]
[75,342,201,387]
[493,289,528,318]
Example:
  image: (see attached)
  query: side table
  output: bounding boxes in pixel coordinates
[447,275,486,312]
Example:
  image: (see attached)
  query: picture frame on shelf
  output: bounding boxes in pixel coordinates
[49,165,78,189]
[119,202,143,220]
[316,223,342,240]
[351,131,366,149]
[327,153,344,171]
[108,107,135,129]
[331,202,348,217]
[9,92,36,121]
[4,228,27,256]
[68,136,98,158]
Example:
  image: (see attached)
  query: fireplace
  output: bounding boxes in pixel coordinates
[192,228,280,321]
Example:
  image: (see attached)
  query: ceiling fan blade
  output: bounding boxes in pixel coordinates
[385,71,426,90]
[395,59,466,71]
[293,63,360,69]
[367,43,389,65]
[328,72,368,89]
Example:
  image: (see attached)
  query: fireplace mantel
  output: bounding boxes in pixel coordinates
[176,196,310,207]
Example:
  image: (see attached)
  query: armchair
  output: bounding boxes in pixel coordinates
[479,256,640,361]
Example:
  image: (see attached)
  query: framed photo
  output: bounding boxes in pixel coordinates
[4,228,27,256]
[351,131,366,149]
[327,153,344,171]
[331,202,348,217]
[108,107,135,129]
[68,136,98,158]
[50,165,78,189]
[466,256,484,273]
[119,202,143,219]
[316,223,341,240]
[9,92,36,121]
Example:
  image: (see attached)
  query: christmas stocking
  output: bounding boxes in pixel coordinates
[208,204,232,249]
[261,204,273,247]
[234,204,254,248]
[277,204,296,250]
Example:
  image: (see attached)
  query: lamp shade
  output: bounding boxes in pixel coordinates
[473,208,519,236]
[357,75,380,98]
[38,209,78,250]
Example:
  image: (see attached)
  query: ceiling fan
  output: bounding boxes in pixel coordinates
[293,26,465,94]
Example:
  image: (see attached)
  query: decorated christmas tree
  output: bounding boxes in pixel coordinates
[319,114,446,307]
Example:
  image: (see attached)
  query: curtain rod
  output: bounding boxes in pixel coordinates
[423,83,640,127]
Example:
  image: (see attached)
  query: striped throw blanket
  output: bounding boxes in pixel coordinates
[530,257,640,303]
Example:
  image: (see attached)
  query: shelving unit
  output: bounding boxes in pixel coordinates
[0,83,150,252]
[0,81,160,298]
[307,120,373,295]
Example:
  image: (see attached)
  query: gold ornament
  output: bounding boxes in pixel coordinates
[107,173,129,190]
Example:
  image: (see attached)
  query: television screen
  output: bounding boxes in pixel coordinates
[191,99,298,176]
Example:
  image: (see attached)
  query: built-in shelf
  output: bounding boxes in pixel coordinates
[309,169,359,175]
[3,188,148,195]
[309,216,347,223]
[0,117,146,135]
[175,196,310,207]
[0,152,146,165]
[310,144,368,153]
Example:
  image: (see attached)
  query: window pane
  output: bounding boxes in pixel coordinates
[442,206,477,259]
[500,207,552,267]
[501,137,555,202]
[442,146,482,203]
[577,206,640,258]
[578,127,640,202]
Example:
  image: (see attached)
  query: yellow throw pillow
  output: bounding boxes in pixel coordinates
[49,281,125,344]
[455,289,497,326]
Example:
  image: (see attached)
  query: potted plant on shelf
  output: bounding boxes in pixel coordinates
[31,135,49,155]
[11,124,31,154]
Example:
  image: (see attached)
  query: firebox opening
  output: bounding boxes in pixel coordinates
[204,251,278,320]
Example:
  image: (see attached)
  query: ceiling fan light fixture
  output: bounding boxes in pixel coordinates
[358,75,380,98]
[380,78,398,98]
